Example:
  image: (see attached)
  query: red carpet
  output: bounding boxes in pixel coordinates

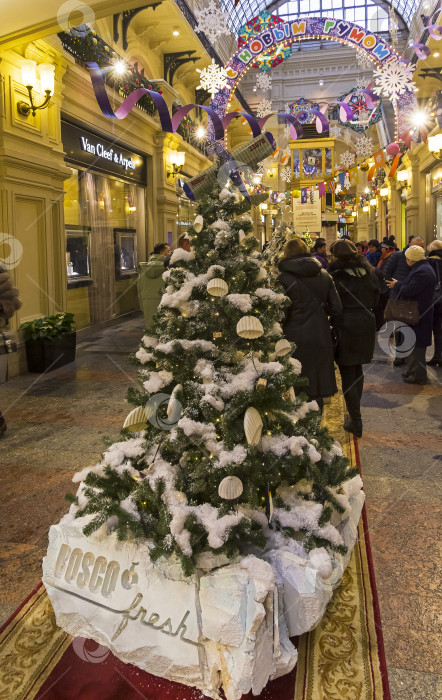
[0,433,390,700]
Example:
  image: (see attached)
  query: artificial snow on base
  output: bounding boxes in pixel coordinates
[42,476,364,700]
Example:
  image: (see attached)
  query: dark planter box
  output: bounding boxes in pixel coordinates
[25,332,77,373]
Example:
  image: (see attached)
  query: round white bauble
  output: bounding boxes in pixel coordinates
[275,339,291,356]
[218,475,243,500]
[193,215,204,232]
[236,315,264,339]
[123,406,149,432]
[244,406,263,445]
[207,278,228,297]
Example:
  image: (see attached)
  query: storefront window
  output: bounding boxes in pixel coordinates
[176,193,197,237]
[324,147,332,176]
[292,149,300,178]
[63,167,145,326]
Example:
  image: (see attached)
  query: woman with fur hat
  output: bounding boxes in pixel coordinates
[329,239,380,438]
[386,245,436,384]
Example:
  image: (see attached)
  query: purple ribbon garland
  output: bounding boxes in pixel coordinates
[87,62,225,141]
[221,111,262,138]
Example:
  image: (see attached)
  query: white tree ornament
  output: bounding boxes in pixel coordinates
[280,166,292,183]
[356,49,372,71]
[339,150,355,170]
[194,0,231,43]
[344,173,351,190]
[330,125,342,139]
[355,133,374,159]
[196,59,229,98]
[372,61,416,102]
[256,98,273,118]
[256,72,272,91]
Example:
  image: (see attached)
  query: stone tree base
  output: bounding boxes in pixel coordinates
[42,481,364,700]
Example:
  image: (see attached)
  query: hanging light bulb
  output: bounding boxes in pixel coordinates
[319,76,324,87]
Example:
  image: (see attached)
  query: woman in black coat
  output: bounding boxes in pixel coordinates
[329,239,380,438]
[278,238,342,409]
[387,245,436,384]
[427,240,442,366]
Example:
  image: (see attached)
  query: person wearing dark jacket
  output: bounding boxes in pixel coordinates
[312,238,329,269]
[0,266,22,437]
[366,239,381,267]
[329,239,380,438]
[426,240,442,366]
[382,236,425,365]
[278,238,342,409]
[386,246,436,384]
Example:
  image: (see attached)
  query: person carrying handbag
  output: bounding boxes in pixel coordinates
[386,246,436,384]
[427,240,442,367]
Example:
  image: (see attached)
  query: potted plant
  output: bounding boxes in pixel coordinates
[20,313,76,373]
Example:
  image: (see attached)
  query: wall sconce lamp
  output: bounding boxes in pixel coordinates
[428,133,442,159]
[167,150,185,179]
[362,205,369,212]
[369,198,377,206]
[261,202,268,210]
[17,60,55,117]
[379,186,390,198]
[396,169,410,185]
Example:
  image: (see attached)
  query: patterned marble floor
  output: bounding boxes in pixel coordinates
[0,315,441,699]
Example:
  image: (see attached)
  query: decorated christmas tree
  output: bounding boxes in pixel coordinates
[66,185,358,577]
[262,221,298,273]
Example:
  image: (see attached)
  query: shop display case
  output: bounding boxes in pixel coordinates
[114,228,137,279]
[66,226,92,287]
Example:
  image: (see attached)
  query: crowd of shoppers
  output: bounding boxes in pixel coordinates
[277,231,442,437]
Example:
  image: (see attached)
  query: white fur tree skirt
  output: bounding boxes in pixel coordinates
[42,480,364,700]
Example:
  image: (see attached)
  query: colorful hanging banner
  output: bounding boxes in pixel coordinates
[301,188,307,203]
[318,181,326,198]
[338,172,346,188]
[328,180,335,194]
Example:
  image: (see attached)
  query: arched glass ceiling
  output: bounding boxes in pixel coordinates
[220,0,419,33]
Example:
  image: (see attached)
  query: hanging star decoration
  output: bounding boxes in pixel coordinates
[373,61,416,102]
[196,59,229,98]
[256,98,273,118]
[339,150,356,169]
[256,71,272,91]
[280,165,292,183]
[194,1,231,43]
[355,133,375,159]
[330,125,342,139]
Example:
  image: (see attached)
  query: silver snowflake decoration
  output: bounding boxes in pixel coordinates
[256,98,273,118]
[196,59,229,98]
[355,133,374,159]
[194,1,230,43]
[330,125,342,139]
[339,150,356,169]
[373,61,416,102]
[356,76,369,89]
[343,128,353,145]
[280,165,292,183]
[356,49,372,71]
[256,71,272,91]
